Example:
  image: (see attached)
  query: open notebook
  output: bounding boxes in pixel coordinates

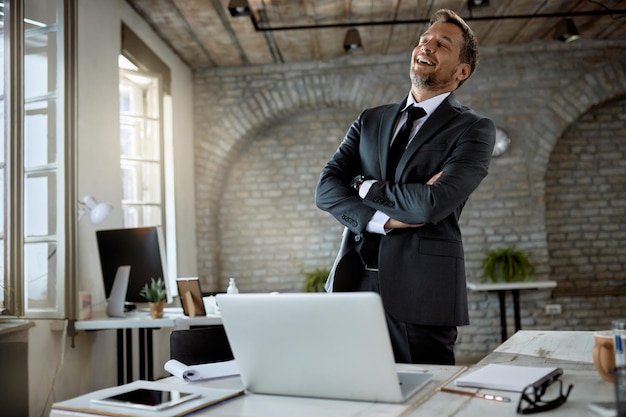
[216,292,432,403]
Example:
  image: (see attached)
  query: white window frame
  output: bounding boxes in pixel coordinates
[1,0,77,319]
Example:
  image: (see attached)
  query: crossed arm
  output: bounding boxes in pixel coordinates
[374,171,443,230]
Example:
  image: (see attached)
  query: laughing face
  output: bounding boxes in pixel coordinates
[410,22,471,95]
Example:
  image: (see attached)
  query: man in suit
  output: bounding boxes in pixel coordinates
[315,9,495,365]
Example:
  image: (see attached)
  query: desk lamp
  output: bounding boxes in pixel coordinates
[78,194,114,225]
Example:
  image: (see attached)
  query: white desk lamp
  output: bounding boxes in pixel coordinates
[78,194,114,225]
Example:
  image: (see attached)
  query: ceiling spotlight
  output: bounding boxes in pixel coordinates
[228,0,250,18]
[555,18,580,43]
[468,0,489,8]
[343,29,363,53]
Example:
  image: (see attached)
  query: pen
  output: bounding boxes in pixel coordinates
[439,387,511,403]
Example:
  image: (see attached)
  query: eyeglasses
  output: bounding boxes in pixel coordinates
[516,377,574,414]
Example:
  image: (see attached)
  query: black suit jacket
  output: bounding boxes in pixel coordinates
[315,93,495,326]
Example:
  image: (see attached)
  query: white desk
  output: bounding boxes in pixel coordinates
[52,331,612,417]
[409,330,613,416]
[50,364,466,417]
[467,281,557,341]
[74,311,223,384]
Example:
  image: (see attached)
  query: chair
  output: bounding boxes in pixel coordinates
[169,326,234,365]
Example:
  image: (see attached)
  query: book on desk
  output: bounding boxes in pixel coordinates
[50,380,243,417]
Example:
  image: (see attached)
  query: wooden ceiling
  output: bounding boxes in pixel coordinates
[125,0,626,70]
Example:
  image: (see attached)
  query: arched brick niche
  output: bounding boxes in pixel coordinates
[545,95,626,295]
[193,65,409,290]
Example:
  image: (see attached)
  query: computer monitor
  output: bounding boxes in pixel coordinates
[96,226,172,312]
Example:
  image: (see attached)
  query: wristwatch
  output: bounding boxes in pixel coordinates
[350,175,366,191]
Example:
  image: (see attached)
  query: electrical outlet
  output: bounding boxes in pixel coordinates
[545,304,562,315]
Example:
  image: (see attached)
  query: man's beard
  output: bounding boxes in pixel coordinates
[410,66,456,90]
[410,73,433,88]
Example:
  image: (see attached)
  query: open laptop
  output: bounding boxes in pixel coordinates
[215,292,432,403]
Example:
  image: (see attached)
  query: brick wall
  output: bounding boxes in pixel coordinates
[193,40,626,361]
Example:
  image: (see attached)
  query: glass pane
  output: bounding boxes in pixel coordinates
[122,206,139,228]
[121,160,161,203]
[0,168,4,236]
[121,205,161,229]
[24,30,57,99]
[120,116,160,160]
[0,240,4,309]
[24,0,58,28]
[24,171,56,237]
[0,100,4,162]
[120,73,159,118]
[141,206,162,227]
[25,100,56,166]
[24,242,57,310]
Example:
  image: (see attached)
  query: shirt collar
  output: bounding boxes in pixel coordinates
[402,91,450,116]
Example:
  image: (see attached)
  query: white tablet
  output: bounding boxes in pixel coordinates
[91,388,202,411]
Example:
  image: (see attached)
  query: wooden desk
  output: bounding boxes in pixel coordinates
[409,330,614,416]
[74,311,222,384]
[467,281,557,341]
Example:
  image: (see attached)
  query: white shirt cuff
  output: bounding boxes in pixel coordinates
[366,211,390,235]
[358,180,375,198]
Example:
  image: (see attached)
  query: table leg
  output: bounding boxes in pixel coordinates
[125,328,133,384]
[147,329,154,381]
[116,329,124,386]
[512,289,521,332]
[497,290,507,342]
[139,328,146,380]
[138,328,155,381]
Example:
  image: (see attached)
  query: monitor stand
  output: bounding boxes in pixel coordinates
[106,265,131,318]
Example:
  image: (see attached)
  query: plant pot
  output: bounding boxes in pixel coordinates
[149,299,165,319]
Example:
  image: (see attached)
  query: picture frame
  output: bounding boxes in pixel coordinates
[176,277,206,317]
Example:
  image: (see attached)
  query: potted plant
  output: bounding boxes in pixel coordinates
[303,268,330,292]
[480,248,533,283]
[139,277,167,318]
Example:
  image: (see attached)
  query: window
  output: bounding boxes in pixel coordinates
[119,64,163,227]
[1,0,75,318]
[119,25,177,293]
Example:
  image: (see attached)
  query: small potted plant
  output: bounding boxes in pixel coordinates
[139,277,167,318]
[481,248,533,283]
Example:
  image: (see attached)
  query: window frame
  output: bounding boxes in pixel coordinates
[1,0,77,319]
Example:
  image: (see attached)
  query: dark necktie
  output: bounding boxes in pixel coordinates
[387,106,426,179]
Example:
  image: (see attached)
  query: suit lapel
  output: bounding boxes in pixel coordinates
[396,93,462,174]
[379,101,404,180]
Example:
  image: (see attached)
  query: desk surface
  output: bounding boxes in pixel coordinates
[51,331,614,417]
[50,364,466,417]
[74,311,223,330]
[467,281,557,291]
[409,330,612,416]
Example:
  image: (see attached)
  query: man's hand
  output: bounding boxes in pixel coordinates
[427,170,443,185]
[384,171,443,230]
[385,218,424,229]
